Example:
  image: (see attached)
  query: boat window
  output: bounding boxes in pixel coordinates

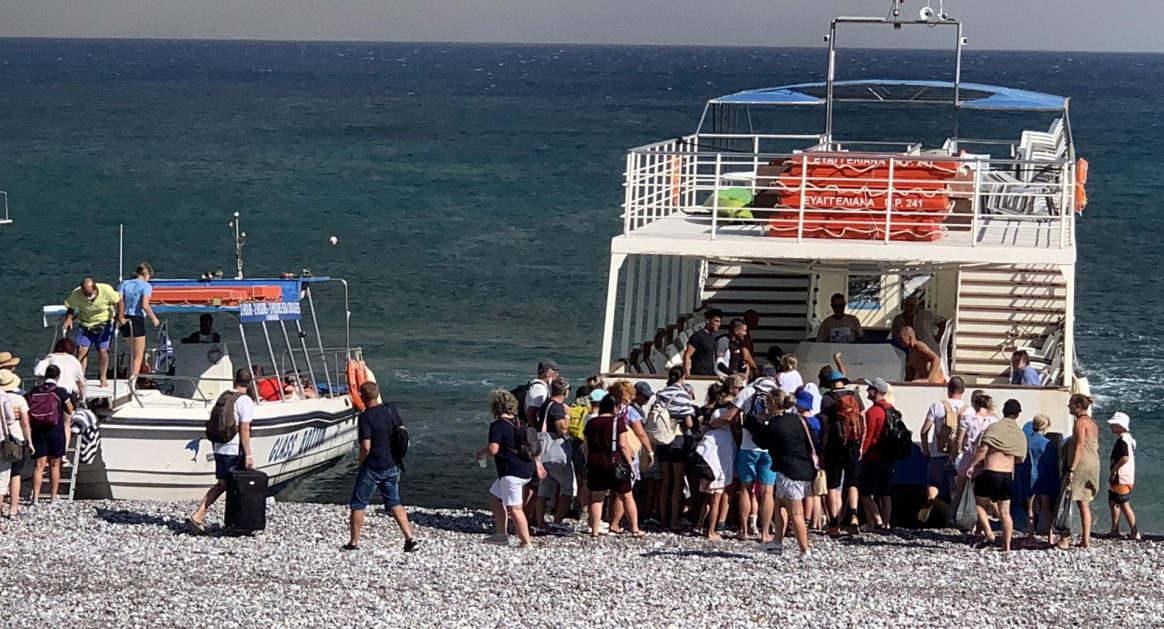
[847,275,882,311]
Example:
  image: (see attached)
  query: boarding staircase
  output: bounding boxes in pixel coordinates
[29,436,80,503]
[702,264,811,358]
[952,265,1067,385]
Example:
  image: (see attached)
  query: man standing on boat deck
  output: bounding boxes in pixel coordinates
[1010,351,1041,386]
[817,294,864,344]
[715,318,750,378]
[901,326,944,383]
[740,310,761,374]
[891,294,946,354]
[344,381,417,552]
[63,278,120,388]
[188,368,255,532]
[684,308,723,377]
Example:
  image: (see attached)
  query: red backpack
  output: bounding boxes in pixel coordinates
[27,383,62,429]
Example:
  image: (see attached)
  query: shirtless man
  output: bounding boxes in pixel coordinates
[900,326,943,383]
[966,399,1027,551]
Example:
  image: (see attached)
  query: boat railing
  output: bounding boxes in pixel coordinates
[622,133,1076,250]
[279,345,363,395]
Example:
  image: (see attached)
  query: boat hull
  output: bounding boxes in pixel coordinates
[77,397,357,501]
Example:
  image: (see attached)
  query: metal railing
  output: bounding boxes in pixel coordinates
[280,346,363,394]
[622,133,1076,250]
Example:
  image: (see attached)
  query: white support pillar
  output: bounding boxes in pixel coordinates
[619,256,637,360]
[1060,263,1075,389]
[681,258,693,314]
[646,255,660,339]
[670,256,682,320]
[665,256,675,330]
[632,254,649,349]
[601,253,628,372]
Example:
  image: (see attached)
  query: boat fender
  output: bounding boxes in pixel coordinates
[1074,158,1088,211]
[347,359,368,411]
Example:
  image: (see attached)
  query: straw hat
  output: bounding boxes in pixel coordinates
[0,369,20,392]
[0,352,19,369]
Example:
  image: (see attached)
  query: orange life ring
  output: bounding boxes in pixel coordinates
[1074,158,1088,210]
[346,359,368,411]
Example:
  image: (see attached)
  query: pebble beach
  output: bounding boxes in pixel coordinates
[1,500,1161,628]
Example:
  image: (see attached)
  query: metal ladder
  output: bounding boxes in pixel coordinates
[32,436,81,502]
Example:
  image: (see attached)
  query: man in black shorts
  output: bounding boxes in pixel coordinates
[966,399,1027,552]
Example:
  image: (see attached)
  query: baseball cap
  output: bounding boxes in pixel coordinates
[761,367,779,378]
[537,359,560,374]
[590,389,607,403]
[868,377,889,394]
[634,381,653,398]
[1108,412,1131,430]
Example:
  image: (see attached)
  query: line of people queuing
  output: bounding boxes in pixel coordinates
[474,356,1141,555]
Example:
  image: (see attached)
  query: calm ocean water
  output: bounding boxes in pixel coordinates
[0,40,1161,530]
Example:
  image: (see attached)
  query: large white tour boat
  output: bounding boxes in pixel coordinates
[597,8,1088,459]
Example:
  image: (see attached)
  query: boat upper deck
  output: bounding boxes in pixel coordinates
[617,131,1079,267]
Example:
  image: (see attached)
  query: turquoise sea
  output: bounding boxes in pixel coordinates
[0,40,1161,531]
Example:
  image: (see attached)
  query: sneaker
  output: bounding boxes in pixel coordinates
[403,539,419,553]
[484,533,510,546]
[917,505,933,524]
[547,522,574,536]
[748,515,759,537]
[532,527,552,537]
[762,541,784,555]
[799,549,812,559]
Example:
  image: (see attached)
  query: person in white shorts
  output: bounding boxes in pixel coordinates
[749,390,816,556]
[478,389,543,548]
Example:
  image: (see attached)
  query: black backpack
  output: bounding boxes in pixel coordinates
[386,405,410,472]
[511,382,531,421]
[511,417,542,460]
[206,390,243,443]
[880,405,914,460]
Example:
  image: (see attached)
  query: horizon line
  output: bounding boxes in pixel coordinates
[0,35,1158,56]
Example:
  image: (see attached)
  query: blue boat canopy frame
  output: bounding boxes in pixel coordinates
[709,80,1068,112]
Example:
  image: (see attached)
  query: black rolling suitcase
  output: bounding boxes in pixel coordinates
[224,467,269,534]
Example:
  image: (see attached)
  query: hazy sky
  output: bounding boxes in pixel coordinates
[0,1,1160,52]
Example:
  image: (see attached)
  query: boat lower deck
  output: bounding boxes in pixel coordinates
[615,211,1073,265]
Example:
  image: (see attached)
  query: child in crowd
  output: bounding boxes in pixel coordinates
[1106,412,1140,540]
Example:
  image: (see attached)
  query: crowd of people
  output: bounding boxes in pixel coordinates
[468,351,1142,555]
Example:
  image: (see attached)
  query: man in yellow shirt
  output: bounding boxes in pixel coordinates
[63,278,120,386]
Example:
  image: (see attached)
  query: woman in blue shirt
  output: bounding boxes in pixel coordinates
[117,262,159,390]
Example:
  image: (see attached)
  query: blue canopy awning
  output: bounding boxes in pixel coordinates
[711,80,1067,112]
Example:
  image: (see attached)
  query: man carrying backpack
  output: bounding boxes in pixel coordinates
[344,381,417,552]
[188,368,255,532]
[819,371,864,534]
[917,376,967,525]
[533,377,576,535]
[858,377,896,531]
[28,364,74,504]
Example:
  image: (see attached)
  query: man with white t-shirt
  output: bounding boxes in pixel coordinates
[524,360,559,424]
[188,368,255,532]
[917,376,968,524]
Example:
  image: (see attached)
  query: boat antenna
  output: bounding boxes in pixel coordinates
[118,224,124,282]
[229,211,247,279]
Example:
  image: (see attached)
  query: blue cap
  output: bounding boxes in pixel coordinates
[634,381,653,398]
[828,371,849,385]
[590,389,607,402]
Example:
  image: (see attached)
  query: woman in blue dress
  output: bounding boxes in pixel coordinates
[1023,414,1058,547]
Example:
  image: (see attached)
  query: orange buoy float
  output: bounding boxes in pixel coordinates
[1074,158,1089,211]
[346,359,368,410]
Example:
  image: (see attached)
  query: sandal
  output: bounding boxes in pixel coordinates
[185,518,206,534]
[341,543,359,551]
[630,530,647,538]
